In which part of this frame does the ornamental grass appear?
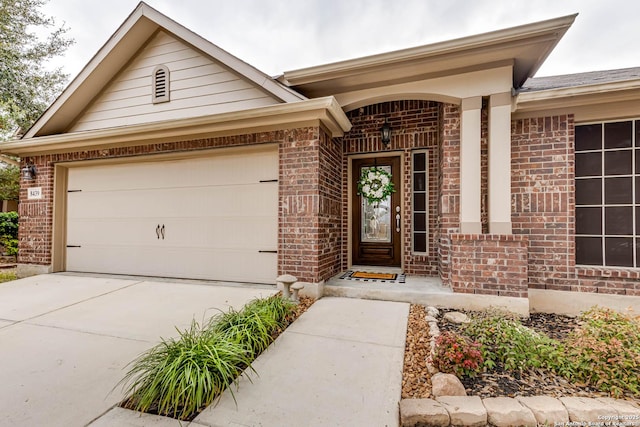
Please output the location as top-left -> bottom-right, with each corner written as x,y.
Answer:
119,294 -> 296,420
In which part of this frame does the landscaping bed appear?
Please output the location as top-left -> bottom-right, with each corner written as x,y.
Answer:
119,294 -> 314,421
402,304 -> 640,404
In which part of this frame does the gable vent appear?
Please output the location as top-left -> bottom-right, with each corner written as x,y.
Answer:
152,65 -> 170,104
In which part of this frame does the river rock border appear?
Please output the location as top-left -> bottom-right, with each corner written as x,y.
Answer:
400,307 -> 640,427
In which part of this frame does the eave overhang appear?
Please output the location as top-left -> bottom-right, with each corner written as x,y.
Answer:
280,14 -> 577,99
515,79 -> 640,115
2,97 -> 351,156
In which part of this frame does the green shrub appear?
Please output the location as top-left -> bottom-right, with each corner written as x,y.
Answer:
563,307 -> 640,397
0,212 -> 18,256
121,320 -> 252,420
462,311 -> 567,373
0,211 -> 18,238
432,331 -> 483,377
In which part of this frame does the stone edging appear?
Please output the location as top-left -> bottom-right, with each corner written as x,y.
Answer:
400,396 -> 640,427
402,307 -> 640,427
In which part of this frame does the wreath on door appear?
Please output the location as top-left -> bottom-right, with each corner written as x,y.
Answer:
357,167 -> 395,204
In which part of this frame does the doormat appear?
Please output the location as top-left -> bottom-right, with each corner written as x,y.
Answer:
339,270 -> 406,283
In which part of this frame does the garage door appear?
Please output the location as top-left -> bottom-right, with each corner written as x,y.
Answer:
65,146 -> 278,284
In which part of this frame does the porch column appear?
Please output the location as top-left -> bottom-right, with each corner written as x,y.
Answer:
488,92 -> 513,234
460,96 -> 482,234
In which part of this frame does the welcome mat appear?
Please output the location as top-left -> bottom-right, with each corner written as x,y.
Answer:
339,270 -> 406,283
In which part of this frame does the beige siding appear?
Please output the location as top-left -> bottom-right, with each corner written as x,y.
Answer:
70,31 -> 280,132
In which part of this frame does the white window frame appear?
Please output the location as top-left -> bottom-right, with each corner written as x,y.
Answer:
411,149 -> 429,255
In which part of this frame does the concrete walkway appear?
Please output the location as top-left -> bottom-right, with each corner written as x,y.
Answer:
0,273 -> 276,427
192,297 -> 409,427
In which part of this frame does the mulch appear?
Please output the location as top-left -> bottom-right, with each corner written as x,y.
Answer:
402,305 -> 639,403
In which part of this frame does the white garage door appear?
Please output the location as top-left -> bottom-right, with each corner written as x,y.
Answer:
65,146 -> 278,284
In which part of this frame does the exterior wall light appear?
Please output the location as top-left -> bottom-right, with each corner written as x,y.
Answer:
22,164 -> 37,180
380,117 -> 392,147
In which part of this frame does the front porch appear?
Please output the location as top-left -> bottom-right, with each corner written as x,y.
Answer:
324,268 -> 530,316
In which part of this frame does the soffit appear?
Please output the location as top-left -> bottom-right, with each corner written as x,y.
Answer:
281,14 -> 576,99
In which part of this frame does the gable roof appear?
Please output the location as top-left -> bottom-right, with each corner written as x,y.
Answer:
280,14 -> 577,98
24,1 -> 305,138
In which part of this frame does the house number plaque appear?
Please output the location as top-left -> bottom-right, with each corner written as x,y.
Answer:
27,187 -> 43,200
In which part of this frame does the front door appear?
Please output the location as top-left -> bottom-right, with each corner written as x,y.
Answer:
352,157 -> 402,266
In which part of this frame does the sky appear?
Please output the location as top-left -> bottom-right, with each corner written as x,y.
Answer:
40,0 -> 640,84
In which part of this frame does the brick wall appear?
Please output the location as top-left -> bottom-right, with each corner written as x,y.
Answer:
279,127 -> 343,283
438,103 -> 462,284
317,131 -> 343,281
449,234 -> 529,297
19,127 -> 333,283
511,115 -> 575,291
343,100 -> 440,275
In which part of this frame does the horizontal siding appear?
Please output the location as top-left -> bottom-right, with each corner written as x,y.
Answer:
70,31 -> 281,132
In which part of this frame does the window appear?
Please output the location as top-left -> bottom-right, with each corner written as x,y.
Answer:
575,120 -> 640,267
412,150 -> 428,253
152,65 -> 170,104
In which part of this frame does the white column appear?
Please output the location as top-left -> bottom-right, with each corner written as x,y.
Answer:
460,97 -> 482,234
488,92 -> 513,234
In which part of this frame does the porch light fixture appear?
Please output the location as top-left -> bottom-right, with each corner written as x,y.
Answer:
21,164 -> 37,181
380,117 -> 392,147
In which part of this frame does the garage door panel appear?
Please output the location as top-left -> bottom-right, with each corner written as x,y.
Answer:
67,184 -> 277,219
66,246 -> 277,284
67,219 -> 162,246
66,146 -> 278,283
157,247 -> 277,283
69,149 -> 278,192
164,217 -> 277,249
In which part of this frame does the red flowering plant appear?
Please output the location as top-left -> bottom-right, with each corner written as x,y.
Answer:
432,331 -> 483,377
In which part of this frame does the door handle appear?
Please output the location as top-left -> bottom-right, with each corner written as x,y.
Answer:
156,224 -> 161,239
160,224 -> 165,240
395,206 -> 401,232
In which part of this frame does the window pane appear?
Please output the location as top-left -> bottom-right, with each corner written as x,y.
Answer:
576,236 -> 603,265
636,238 -> 640,268
575,152 -> 601,177
604,150 -> 632,175
413,172 -> 426,192
604,121 -> 633,149
575,124 -> 602,151
413,152 -> 426,171
414,213 -> 426,232
414,233 -> 427,253
576,207 -> 602,235
576,178 -> 601,205
414,193 -> 426,212
604,177 -> 632,204
605,206 -> 633,235
636,120 -> 640,147
605,237 -> 633,267
636,150 -> 640,173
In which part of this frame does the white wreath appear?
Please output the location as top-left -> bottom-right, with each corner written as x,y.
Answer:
358,168 -> 395,203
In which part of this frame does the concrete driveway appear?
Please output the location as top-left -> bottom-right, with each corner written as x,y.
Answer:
0,273 -> 276,427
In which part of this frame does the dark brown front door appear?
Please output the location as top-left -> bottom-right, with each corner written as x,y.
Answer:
352,157 -> 401,266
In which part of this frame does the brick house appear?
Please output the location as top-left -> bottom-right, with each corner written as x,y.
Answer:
3,3 -> 640,312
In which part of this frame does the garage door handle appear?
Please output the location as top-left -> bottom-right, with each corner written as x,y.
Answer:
156,224 -> 161,239
160,224 -> 165,240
